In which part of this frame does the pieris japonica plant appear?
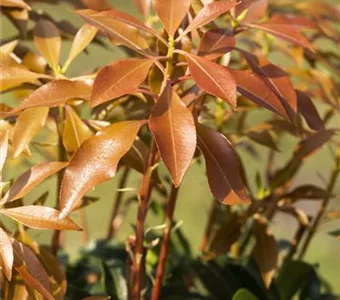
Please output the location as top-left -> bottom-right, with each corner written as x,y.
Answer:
0,0 -> 339,299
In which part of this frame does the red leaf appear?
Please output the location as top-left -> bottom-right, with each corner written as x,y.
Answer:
153,0 -> 191,36
198,28 -> 235,60
91,58 -> 156,107
59,120 -> 145,218
149,83 -> 196,186
178,50 -> 237,108
197,123 -> 249,205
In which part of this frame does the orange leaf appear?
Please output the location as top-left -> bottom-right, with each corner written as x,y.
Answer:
59,120 -> 145,218
91,58 -> 155,107
0,228 -> 13,280
1,206 -> 82,230
149,83 -> 196,186
0,129 -> 9,171
3,161 -> 68,202
239,0 -> 268,24
153,0 -> 191,36
0,0 -> 30,10
178,50 -> 236,108
197,123 -> 249,205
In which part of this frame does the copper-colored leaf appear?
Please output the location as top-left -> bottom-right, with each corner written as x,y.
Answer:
252,214 -> 278,288
91,58 -> 155,107
240,0 -> 267,24
34,20 -> 61,72
63,106 -> 93,153
180,1 -> 238,38
296,90 -> 324,131
63,24 -> 98,72
0,228 -> 13,280
1,206 -> 81,230
197,123 -> 249,205
0,0 -> 30,10
76,9 -> 151,54
230,69 -> 288,119
0,129 -> 9,171
263,14 -> 317,30
134,0 -> 150,17
149,83 -> 196,186
59,120 -> 145,218
12,240 -> 53,300
4,161 -> 68,202
198,28 -> 235,60
153,0 -> 190,36
8,80 -> 92,114
178,50 -> 236,108
12,107 -> 49,158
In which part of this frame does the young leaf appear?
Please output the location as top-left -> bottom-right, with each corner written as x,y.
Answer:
12,240 -> 53,300
34,20 -> 61,72
252,214 -> 278,288
178,50 -> 236,108
180,1 -> 238,38
63,106 -> 93,153
91,58 -> 155,107
230,69 -> 288,119
63,24 -> 98,72
59,120 -> 145,218
153,0 -> 191,36
1,206 -> 81,230
197,123 -> 249,205
12,107 -> 49,158
0,228 -> 13,280
76,9 -> 151,54
296,90 -> 324,131
7,80 -> 92,114
3,161 -> 68,202
149,83 -> 196,186
198,28 -> 235,60
0,129 -> 9,171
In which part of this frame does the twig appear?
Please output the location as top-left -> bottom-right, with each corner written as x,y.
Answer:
151,184 -> 179,300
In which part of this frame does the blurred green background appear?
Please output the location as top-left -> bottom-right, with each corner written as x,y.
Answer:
1,0 -> 339,294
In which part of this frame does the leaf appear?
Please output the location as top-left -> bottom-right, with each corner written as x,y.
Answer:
63,106 -> 93,153
239,0 -> 268,24
178,50 -> 236,108
251,214 -> 278,288
328,229 -> 340,239
73,196 -> 100,210
282,185 -> 328,202
134,0 -> 150,17
0,228 -> 13,280
7,80 -> 92,114
59,120 -> 145,218
12,107 -> 49,158
1,206 -> 81,230
63,24 -> 98,72
198,28 -> 235,60
180,1 -> 238,38
34,20 -> 61,72
230,69 -> 288,119
197,123 -> 249,205
91,58 -> 155,107
248,18 -> 314,51
327,210 -> 340,220
12,240 -> 53,300
277,260 -> 314,300
296,90 -> 324,131
153,0 -> 191,36
232,288 -> 259,300
4,7 -> 28,39
278,205 -> 309,226
76,9 -> 151,54
122,137 -> 148,173
0,0 -> 30,9
3,161 -> 68,202
0,129 -> 9,171
149,83 -> 196,186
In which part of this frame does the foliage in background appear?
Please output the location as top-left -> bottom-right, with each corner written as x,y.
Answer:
0,0 -> 339,299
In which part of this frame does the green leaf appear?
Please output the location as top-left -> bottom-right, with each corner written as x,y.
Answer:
232,288 -> 259,300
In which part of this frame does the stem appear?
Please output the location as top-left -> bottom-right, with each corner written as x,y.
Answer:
132,140 -> 157,300
151,184 -> 179,300
199,199 -> 219,253
298,146 -> 340,259
106,168 -> 130,240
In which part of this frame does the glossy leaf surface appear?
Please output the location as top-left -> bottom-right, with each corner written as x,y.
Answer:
59,120 -> 145,218
149,83 -> 196,186
197,123 -> 249,205
91,58 -> 155,107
